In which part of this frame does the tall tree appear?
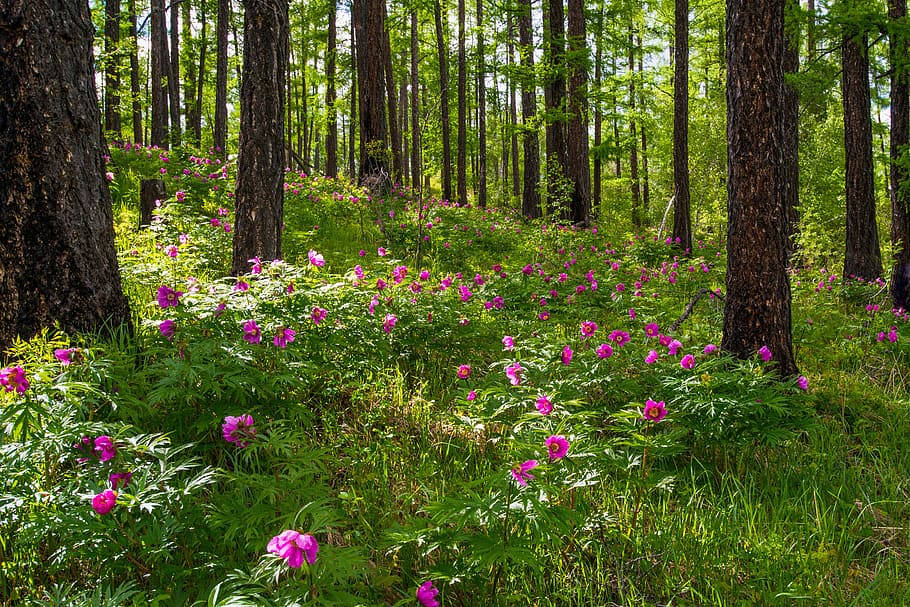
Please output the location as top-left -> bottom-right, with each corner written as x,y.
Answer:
128,0 -> 142,143
354,0 -> 390,186
410,9 -> 421,192
433,0 -> 453,200
637,34 -> 650,215
104,0 -> 121,134
349,19 -> 357,178
783,0 -> 800,257
842,24 -> 883,280
890,0 -> 910,309
326,0 -> 338,178
194,2 -> 208,144
722,0 -> 798,377
672,0 -> 692,251
0,0 -> 131,350
508,12 -> 520,199
628,26 -> 641,227
593,6 -> 603,213
381,2 -> 402,181
518,0 -> 541,218
565,0 -> 590,224
476,0 -> 487,208
169,1 -> 181,145
232,0 -> 288,274
457,0 -> 468,203
215,0 -> 230,154
151,0 -> 169,147
182,0 -> 197,145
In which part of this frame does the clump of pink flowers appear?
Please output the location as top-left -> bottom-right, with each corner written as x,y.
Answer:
0,366 -> 29,394
222,414 -> 256,447
92,489 -> 117,515
267,530 -> 318,568
416,580 -> 440,607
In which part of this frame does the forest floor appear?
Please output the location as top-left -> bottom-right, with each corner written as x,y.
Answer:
2,144 -> 909,607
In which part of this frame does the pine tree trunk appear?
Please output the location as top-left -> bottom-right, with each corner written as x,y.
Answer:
476,0 -> 487,208
807,0 -> 816,61
672,0 -> 692,252
349,19 -> 357,178
565,0 -> 590,225
890,0 -> 910,309
105,0 -> 121,134
183,0 -> 197,146
151,0 -> 169,147
410,10 -> 421,193
508,12 -> 520,199
232,0 -> 288,275
169,2 -> 181,145
434,0 -> 453,200
545,0 -> 568,218
195,3 -> 208,145
722,0 -> 798,377
783,0 -> 800,259
215,0 -> 230,154
326,0 -> 338,178
354,0 -> 390,187
0,0 -> 131,350
401,81 -> 409,184
637,34 -> 649,217
457,0 -> 468,203
518,0 -> 541,218
381,2 -> 402,182
593,7 -> 603,213
629,27 -> 641,228
842,30 -> 883,280
129,0 -> 142,143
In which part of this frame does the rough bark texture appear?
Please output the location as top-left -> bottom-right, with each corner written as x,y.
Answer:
456,0 -> 468,204
169,1 -> 181,145
565,0 -> 590,225
326,1 -> 338,178
476,0 -> 487,208
518,0 -> 541,218
890,0 -> 910,309
349,20 -> 357,178
842,30 -> 883,280
783,0 -> 800,260
232,0 -> 288,274
433,0 -> 452,200
182,0 -> 196,146
104,0 -> 121,134
722,0 -> 798,377
0,0 -> 131,351
410,10 -> 421,192
381,2 -> 401,182
354,0 -> 390,187
151,0 -> 169,147
194,3 -> 208,144
215,0 -> 230,154
593,7 -> 603,213
672,0 -> 692,252
129,0 -> 142,143
140,179 -> 166,227
545,0 -> 569,219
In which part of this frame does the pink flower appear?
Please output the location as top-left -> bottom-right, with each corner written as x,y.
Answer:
609,330 -> 630,346
510,460 -> 538,486
703,344 -> 718,355
222,414 -> 256,447
311,307 -> 328,325
383,313 -> 398,333
467,389 -> 477,401
93,435 -> 116,462
667,339 -> 683,356
645,350 -> 659,364
502,335 -> 515,350
242,320 -> 262,344
505,362 -> 523,386
159,319 -> 176,340
165,244 -> 178,258
758,345 -> 773,362
561,345 -> 573,365
54,348 -> 76,365
273,327 -> 296,348
535,395 -> 553,415
797,375 -> 809,391
234,280 -> 250,292
156,285 -> 182,308
457,364 -> 471,379
308,249 -> 325,267
680,354 -> 695,370
393,265 -> 408,284
628,308 -> 636,319
91,489 -> 117,515
596,343 -> 613,358
249,257 -> 262,274
377,247 -> 387,256
644,323 -> 659,337
545,435 -> 569,460
643,399 -> 667,423
580,321 -> 598,338
109,471 -> 132,490
267,530 -> 318,568
416,580 -> 440,607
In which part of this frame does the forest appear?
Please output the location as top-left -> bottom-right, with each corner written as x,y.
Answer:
0,0 -> 909,605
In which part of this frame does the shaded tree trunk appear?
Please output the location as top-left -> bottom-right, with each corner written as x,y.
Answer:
381,2 -> 402,181
151,0 -> 169,147
232,0 -> 288,275
129,0 -> 142,143
842,29 -> 883,280
508,12 -> 520,199
783,0 -> 800,259
434,0 -> 453,200
326,0 -> 338,178
349,19 -> 357,178
354,0 -> 390,187
457,0 -> 468,203
722,0 -> 798,377
169,1 -> 181,145
183,0 -> 197,146
215,0 -> 230,154
593,7 -> 603,213
672,0 -> 692,252
518,0 -> 541,218
0,0 -> 130,351
476,0 -> 487,208
195,3 -> 208,144
638,34 -> 649,217
401,81 -> 409,184
410,9 -> 421,193
807,0 -> 816,61
891,0 -> 910,309
105,0 -> 121,134
629,27 -> 641,227
565,0 -> 590,224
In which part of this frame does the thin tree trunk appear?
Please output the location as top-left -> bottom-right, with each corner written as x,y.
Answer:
182,0 -> 197,145
129,0 -> 142,143
105,0 -> 121,134
638,34 -> 649,217
891,0 -> 910,309
672,0 -> 692,252
349,18 -> 357,178
401,80 -> 409,184
629,27 -> 641,227
354,0 -> 390,187
612,56 -> 620,177
215,0 -> 229,153
518,0 -> 541,218
545,0 -> 568,218
169,1 -> 181,145
434,0 -> 453,200
508,12 -> 520,199
381,2 -> 402,181
593,7 -> 603,213
0,0 -> 131,349
457,0 -> 468,203
325,0 -> 338,177
410,10 -> 420,194
476,0 -> 487,208
807,0 -> 816,61
151,0 -> 170,148
566,0 -> 590,224
195,3 -> 208,144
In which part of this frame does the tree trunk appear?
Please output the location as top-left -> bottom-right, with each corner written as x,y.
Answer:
381,2 -> 402,182
612,56 -> 621,178
722,0 -> 798,377
456,0 -> 468,203
140,179 -> 166,227
508,12 -> 520,199
638,34 -> 650,217
842,29 -> 883,280
545,0 -> 569,218
326,0 -> 338,178
0,0 -> 131,350
783,0 -> 800,259
151,0 -> 169,147
195,3 -> 208,145
169,1 -> 181,145
593,7 -> 603,213
434,0 -> 453,200
232,0 -> 288,274
354,0 -> 390,187
104,0 -> 121,134
476,0 -> 487,208
565,0 -> 590,225
410,10 -> 421,194
807,0 -> 816,61
349,18 -> 357,178
129,0 -> 142,143
891,0 -> 910,309
672,0 -> 692,252
629,27 -> 641,228
518,0 -> 541,218
215,0 -> 230,154
183,0 -> 197,146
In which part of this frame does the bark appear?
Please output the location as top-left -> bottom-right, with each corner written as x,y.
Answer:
410,10 -> 421,192
215,0 -> 230,154
629,27 -> 641,227
401,80 -> 409,184
140,179 -> 166,227
434,0 -> 453,200
476,0 -> 487,208
807,0 -> 816,61
105,0 -> 121,134
182,0 -> 197,145
612,56 -> 621,177
232,0 -> 288,274
891,0 -> 910,309
593,7 -> 603,212
381,2 -> 402,181
349,19 -> 357,178
565,0 -> 590,224
672,0 -> 692,252
783,0 -> 800,259
169,0 -> 181,145
326,0 -> 338,177
0,0 -> 131,350
518,0 -> 541,218
842,30 -> 883,280
151,0 -> 169,147
195,3 -> 208,144
722,0 -> 798,377
457,0 -> 468,203
545,0 -> 568,218
129,0 -> 142,143
354,0 -> 390,187
638,34 -> 650,216
508,12 -> 520,199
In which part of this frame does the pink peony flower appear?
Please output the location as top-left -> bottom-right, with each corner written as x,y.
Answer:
93,436 -> 116,462
311,307 -> 328,325
222,414 -> 256,447
561,345 -> 573,365
242,320 -> 262,344
545,435 -> 570,460
273,327 -> 296,348
267,530 -> 318,568
377,247 -> 387,256
596,343 -> 613,359
308,249 -> 325,267
156,285 -> 182,308
510,460 -> 538,486
109,471 -> 132,490
54,348 -> 77,365
703,344 -> 718,355
536,395 -> 553,415
680,354 -> 696,370
416,580 -> 440,607
383,313 -> 398,333
159,319 -> 176,340
667,339 -> 683,356
797,375 -> 809,391
758,345 -> 773,361
645,350 -> 659,364
580,321 -> 598,338
505,362 -> 523,386
467,389 -> 477,401
643,399 -> 667,423
92,489 -> 117,515
502,335 -> 515,350
644,323 -> 659,337
609,330 -> 630,347
457,364 -> 471,379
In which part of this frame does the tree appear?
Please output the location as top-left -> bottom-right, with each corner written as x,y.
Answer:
410,9 -> 421,192
890,0 -> 910,309
232,0 -> 289,274
475,0 -> 487,208
565,0 -> 590,224
722,0 -> 798,377
169,1 -> 181,145
518,0 -> 541,218
128,0 -> 142,143
783,0 -> 800,257
0,0 -> 131,351
215,0 -> 230,154
545,0 -> 568,217
151,0 -> 170,147
354,0 -> 390,186
433,0 -> 453,200
381,2 -> 402,181
104,0 -> 121,134
457,0 -> 468,204
628,25 -> 642,227
508,12 -> 520,200
842,24 -> 883,280
326,0 -> 338,178
671,0 -> 692,252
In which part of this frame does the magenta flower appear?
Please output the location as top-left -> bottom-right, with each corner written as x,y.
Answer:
54,348 -> 76,365
383,313 -> 398,333
392,265 -> 408,284
644,323 -> 659,337
609,330 -> 631,347
308,249 -> 325,267
645,350 -> 659,364
467,389 -> 477,401
242,320 -> 262,344
667,339 -> 683,356
311,306 -> 328,325
680,354 -> 696,370
643,399 -> 667,423
93,436 -> 116,462
159,319 -> 176,340
539,311 -> 550,321
377,247 -> 387,256
758,345 -> 773,361
222,414 -> 256,447
545,435 -> 570,461
267,530 -> 318,568
536,395 -> 553,415
505,362 -> 523,386
596,343 -> 613,358
234,280 -> 250,292
457,364 -> 471,379
797,375 -> 809,391
156,285 -> 182,308
703,344 -> 718,355
510,460 -> 538,487
109,471 -> 132,490
416,580 -> 440,607
165,244 -> 178,258
502,335 -> 515,350
92,489 -> 117,515
580,321 -> 598,338
273,327 -> 296,348
561,345 -> 573,365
